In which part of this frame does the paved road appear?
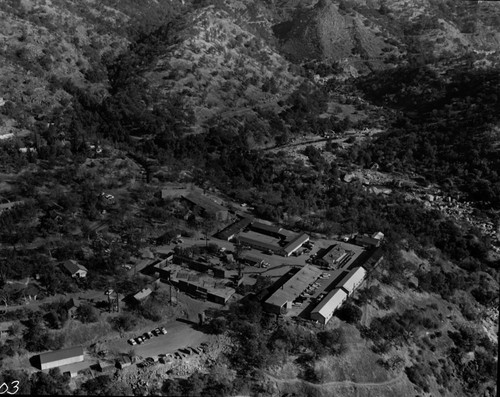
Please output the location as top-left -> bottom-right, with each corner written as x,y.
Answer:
105,319 -> 209,358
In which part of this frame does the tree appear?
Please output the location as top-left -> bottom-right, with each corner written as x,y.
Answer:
0,369 -> 30,395
207,317 -> 227,334
78,375 -> 131,396
30,368 -> 70,395
76,303 -> 99,323
316,329 -> 346,356
110,313 -> 137,336
162,379 -> 184,396
336,303 -> 362,323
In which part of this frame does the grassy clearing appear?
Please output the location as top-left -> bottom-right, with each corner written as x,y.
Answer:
316,323 -> 391,383
61,318 -> 115,347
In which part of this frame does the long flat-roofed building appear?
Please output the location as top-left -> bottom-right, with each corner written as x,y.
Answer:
182,192 -> 228,221
354,234 -> 380,248
310,288 -> 348,324
250,221 -> 283,238
337,266 -> 366,295
39,346 -> 84,370
283,233 -> 309,257
263,265 -> 321,314
237,230 -> 285,255
217,216 -> 253,240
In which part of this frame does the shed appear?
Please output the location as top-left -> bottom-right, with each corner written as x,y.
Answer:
61,260 -> 88,278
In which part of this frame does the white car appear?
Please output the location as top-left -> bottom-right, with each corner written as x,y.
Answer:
128,338 -> 137,346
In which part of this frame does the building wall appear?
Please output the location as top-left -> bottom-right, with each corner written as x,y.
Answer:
238,238 -> 284,256
283,235 -> 309,256
310,293 -> 347,324
263,301 -> 285,315
40,355 -> 84,370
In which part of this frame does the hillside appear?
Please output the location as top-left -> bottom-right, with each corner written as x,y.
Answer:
0,2 -> 498,395
270,0 -> 500,70
143,6 -> 304,135
0,0 -> 182,139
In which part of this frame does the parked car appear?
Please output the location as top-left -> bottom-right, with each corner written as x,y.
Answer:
160,327 -> 168,334
128,338 -> 137,346
135,337 -> 144,344
152,328 -> 161,336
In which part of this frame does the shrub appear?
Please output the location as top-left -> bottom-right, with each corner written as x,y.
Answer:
336,303 -> 362,323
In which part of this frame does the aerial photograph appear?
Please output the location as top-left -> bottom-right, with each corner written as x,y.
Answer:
0,0 -> 498,396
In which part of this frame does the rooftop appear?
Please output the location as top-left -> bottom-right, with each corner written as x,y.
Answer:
241,254 -> 264,264
62,260 -> 87,275
39,346 -> 84,364
217,216 -> 254,240
283,233 -> 309,254
133,288 -> 152,301
337,267 -> 366,294
355,234 -> 380,247
251,221 -> 282,235
237,230 -> 282,251
317,244 -> 348,262
182,192 -> 227,214
265,265 -> 322,308
311,288 -> 348,317
171,268 -> 235,300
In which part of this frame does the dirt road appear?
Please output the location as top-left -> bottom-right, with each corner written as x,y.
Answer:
265,370 -> 410,396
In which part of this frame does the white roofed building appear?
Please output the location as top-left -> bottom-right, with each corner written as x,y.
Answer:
310,288 -> 348,324
338,267 -> 366,295
39,346 -> 84,370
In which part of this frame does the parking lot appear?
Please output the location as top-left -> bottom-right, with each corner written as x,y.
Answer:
105,319 -> 209,359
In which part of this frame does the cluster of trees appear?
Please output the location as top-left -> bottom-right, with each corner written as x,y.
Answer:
0,368 -> 69,396
205,298 -> 347,385
0,298 -> 102,365
77,374 -> 132,396
361,308 -> 439,353
444,325 -> 497,395
354,66 -> 500,209
162,370 -> 237,397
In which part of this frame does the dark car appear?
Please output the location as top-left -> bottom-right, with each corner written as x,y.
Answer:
152,328 -> 161,336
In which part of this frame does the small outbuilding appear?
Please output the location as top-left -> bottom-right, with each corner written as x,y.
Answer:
61,260 -> 88,278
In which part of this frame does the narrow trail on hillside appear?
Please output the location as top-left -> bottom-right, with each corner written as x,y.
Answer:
265,370 -> 407,393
